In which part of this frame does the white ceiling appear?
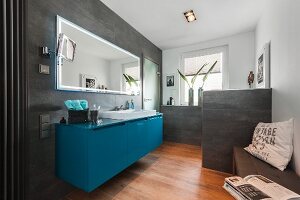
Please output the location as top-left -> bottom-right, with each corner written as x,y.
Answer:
101,0 -> 269,50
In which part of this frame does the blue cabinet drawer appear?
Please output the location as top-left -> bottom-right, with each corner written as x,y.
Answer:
127,119 -> 149,166
88,123 -> 127,191
147,116 -> 163,152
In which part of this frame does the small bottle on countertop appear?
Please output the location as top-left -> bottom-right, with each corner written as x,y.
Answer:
60,117 -> 67,124
169,97 -> 175,105
130,99 -> 135,109
125,100 -> 130,109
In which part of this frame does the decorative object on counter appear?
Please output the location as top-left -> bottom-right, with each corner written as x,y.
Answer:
178,63 -> 208,106
166,75 -> 174,87
169,97 -> 175,105
60,117 -> 67,124
81,74 -> 97,89
248,71 -> 255,88
256,42 -> 270,88
178,61 -> 217,106
198,87 -> 203,106
197,61 -> 217,106
90,104 -> 101,124
129,99 -> 135,109
188,88 -> 194,106
64,100 -> 89,123
68,110 -> 89,124
125,100 -> 130,109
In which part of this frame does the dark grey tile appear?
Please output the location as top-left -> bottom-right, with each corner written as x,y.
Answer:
26,0 -> 162,199
202,89 -> 272,173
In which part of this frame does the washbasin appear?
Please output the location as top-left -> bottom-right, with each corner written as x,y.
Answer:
99,109 -> 157,120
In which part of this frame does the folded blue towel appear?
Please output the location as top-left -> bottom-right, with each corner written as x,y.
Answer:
72,100 -> 83,110
64,100 -> 75,110
79,100 -> 88,110
64,100 -> 88,110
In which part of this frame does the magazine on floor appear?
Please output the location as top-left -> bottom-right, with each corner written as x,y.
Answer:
223,175 -> 300,200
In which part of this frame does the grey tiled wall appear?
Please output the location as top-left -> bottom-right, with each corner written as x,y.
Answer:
161,105 -> 202,146
26,0 -> 162,199
202,89 -> 272,173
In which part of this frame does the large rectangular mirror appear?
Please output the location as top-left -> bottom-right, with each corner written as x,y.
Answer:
56,16 -> 141,95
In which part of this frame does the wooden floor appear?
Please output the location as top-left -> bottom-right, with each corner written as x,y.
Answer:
65,142 -> 234,200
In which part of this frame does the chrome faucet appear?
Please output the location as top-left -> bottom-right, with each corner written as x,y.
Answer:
113,105 -> 124,111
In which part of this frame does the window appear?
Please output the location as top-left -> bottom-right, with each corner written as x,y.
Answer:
180,46 -> 228,104
122,62 -> 141,94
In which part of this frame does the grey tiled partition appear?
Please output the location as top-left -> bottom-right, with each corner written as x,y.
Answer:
161,105 -> 202,145
202,89 -> 272,173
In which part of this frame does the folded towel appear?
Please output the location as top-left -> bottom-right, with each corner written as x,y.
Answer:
72,100 -> 83,110
64,100 -> 74,110
79,100 -> 88,110
64,100 -> 88,110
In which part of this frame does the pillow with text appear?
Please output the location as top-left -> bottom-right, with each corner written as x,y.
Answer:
244,119 -> 294,171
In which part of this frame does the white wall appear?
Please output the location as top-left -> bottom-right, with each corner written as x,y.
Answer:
61,50 -> 110,88
162,31 -> 255,105
255,0 -> 300,175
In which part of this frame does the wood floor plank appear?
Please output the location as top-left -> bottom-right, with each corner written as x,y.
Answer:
66,142 -> 234,200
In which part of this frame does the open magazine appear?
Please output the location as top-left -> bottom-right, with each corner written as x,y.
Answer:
223,175 -> 300,200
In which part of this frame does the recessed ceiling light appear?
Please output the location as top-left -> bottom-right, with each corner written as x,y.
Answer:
184,10 -> 196,23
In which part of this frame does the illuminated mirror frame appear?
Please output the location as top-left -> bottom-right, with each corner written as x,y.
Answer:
56,16 -> 141,95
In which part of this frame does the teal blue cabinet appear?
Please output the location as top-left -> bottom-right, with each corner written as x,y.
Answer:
147,115 -> 163,152
56,114 -> 163,192
127,119 -> 148,166
88,124 -> 128,191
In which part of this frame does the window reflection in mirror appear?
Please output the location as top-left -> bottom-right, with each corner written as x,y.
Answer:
56,16 -> 140,95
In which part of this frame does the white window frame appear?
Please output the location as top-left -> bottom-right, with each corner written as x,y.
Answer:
179,45 -> 229,105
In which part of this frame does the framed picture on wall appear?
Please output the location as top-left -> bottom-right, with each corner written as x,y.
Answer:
166,75 -> 175,87
81,74 -> 97,89
256,42 -> 270,88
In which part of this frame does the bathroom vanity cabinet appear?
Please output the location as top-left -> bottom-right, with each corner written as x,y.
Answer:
55,114 -> 163,192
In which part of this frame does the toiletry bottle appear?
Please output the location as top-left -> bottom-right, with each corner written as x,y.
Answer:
90,104 -> 98,123
170,97 -> 175,105
125,100 -> 130,109
60,117 -> 66,124
130,99 -> 134,109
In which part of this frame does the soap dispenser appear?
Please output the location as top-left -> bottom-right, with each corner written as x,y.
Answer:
125,100 -> 130,110
130,99 -> 135,109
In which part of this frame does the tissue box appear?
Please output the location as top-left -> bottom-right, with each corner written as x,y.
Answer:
68,109 -> 89,124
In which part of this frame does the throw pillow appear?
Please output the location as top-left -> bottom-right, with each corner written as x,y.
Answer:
244,119 -> 294,171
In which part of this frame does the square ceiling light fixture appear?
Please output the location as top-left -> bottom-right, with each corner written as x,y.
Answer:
184,10 -> 196,22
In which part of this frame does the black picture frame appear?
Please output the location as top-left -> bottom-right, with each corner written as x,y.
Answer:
166,75 -> 174,87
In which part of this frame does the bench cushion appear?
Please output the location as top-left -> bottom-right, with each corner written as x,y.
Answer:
233,147 -> 300,194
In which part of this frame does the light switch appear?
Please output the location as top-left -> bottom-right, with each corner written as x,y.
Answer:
40,114 -> 51,139
39,64 -> 50,75
40,130 -> 51,139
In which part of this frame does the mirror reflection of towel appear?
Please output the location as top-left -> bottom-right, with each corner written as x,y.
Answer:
57,33 -> 76,62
